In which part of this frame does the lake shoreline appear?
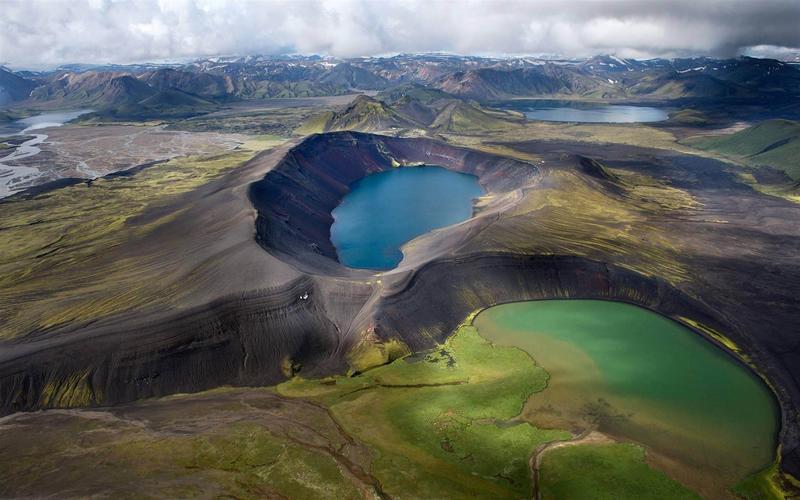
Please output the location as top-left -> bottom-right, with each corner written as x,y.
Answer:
472,299 -> 780,497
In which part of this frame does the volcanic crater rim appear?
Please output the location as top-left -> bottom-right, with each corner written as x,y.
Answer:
248,131 -> 542,276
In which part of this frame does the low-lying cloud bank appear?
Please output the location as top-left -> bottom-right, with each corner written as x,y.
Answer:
2,0 -> 799,68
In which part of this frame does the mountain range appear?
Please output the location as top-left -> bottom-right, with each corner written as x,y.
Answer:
1,54 -> 798,115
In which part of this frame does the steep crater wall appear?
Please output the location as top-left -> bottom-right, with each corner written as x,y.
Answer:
374,253 -> 727,350
249,131 -> 539,273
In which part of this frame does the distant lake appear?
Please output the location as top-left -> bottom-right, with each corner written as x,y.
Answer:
14,110 -> 92,132
330,166 -> 484,270
0,109 -> 92,137
497,100 -> 668,123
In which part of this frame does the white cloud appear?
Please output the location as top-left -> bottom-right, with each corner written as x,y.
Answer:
1,0 -> 799,68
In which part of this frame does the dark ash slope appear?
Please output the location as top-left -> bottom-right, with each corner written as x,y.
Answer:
0,277 -> 342,412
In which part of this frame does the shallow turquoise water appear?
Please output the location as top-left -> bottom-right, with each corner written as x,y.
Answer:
497,100 -> 668,123
330,166 -> 484,270
474,300 -> 779,488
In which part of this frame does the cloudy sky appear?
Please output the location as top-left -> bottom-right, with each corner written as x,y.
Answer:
2,0 -> 799,68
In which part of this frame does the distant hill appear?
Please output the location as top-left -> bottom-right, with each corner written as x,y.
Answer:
376,82 -> 454,104
376,83 -> 457,124
436,67 -> 565,100
16,62 -> 352,109
29,71 -> 156,107
298,95 -> 419,133
428,99 -> 521,133
100,75 -> 157,105
434,65 -> 621,100
0,67 -> 36,105
22,65 -> 347,111
80,89 -> 217,121
628,72 -> 747,99
231,80 -> 346,99
688,119 -> 800,180
319,63 -> 389,90
139,68 -> 230,98
709,57 -> 800,93
428,55 -> 800,101
299,85 -> 522,134
0,110 -> 26,123
138,89 -> 214,108
667,109 -> 714,126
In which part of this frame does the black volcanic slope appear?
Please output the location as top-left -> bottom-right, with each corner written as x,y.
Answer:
0,277 -> 342,411
0,131 -> 799,480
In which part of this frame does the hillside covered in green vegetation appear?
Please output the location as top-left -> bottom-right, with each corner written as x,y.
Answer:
689,119 -> 800,180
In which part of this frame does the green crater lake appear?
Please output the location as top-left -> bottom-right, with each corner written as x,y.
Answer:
474,300 -> 779,494
330,166 -> 484,270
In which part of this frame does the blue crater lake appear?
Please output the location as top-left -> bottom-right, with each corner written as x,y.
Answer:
330,166 -> 484,270
497,100 -> 669,123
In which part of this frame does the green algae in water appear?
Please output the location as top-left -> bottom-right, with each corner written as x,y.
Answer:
473,300 -> 779,494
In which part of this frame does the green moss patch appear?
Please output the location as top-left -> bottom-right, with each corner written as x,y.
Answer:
280,325 -> 569,498
688,119 -> 800,180
539,443 -> 700,500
